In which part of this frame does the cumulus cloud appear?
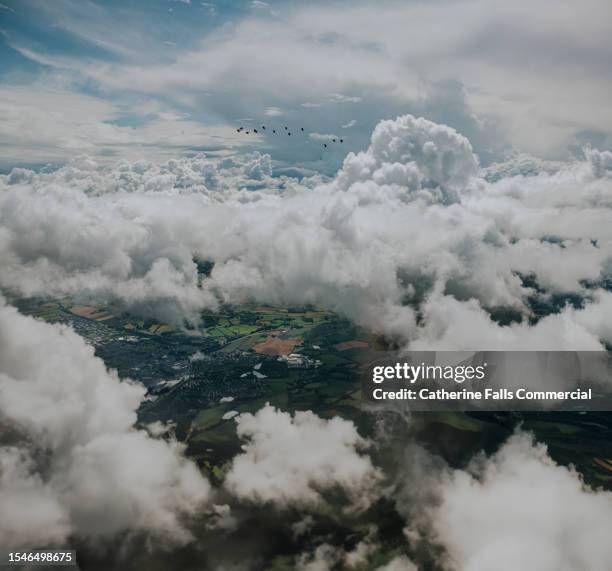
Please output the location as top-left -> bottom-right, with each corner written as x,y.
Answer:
335,114 -> 480,202
224,404 -> 381,511
430,432 -> 612,571
0,299 -> 211,549
0,114 -> 611,348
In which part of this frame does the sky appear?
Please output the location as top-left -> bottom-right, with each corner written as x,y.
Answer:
2,2 -> 612,567
2,0 -> 612,172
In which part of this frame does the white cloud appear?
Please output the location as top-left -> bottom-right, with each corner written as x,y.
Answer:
264,106 -> 285,117
335,114 -> 480,202
224,404 -> 381,511
342,119 -> 357,129
0,299 -> 211,548
0,85 -> 246,167
21,0 -> 611,158
430,432 -> 612,571
157,110 -> 191,120
410,292 -> 612,350
0,114 -> 611,348
328,93 -> 362,104
309,132 -> 338,143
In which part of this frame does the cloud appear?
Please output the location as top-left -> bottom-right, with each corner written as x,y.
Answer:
224,404 -> 381,511
335,114 -> 480,202
201,2 -> 216,16
0,114 -> 611,348
586,148 -> 612,178
344,526 -> 380,568
0,150 -> 309,324
264,106 -> 284,117
328,93 -> 362,104
0,299 -> 211,549
296,544 -> 341,571
291,526 -> 406,571
410,291 -> 612,350
429,431 -> 612,571
342,119 -> 357,129
0,85 -> 246,167
15,0 -> 611,160
309,132 -> 338,143
375,556 -> 418,571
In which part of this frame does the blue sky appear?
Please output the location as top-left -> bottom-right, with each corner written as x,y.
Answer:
1,0 -> 611,171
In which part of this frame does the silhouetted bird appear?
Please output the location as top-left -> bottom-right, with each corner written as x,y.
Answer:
272,129 -> 276,133
262,125 -> 266,130
332,139 -> 336,143
253,129 -> 258,133
323,143 -> 327,148
284,126 -> 288,130
300,127 -> 304,131
340,139 -> 343,143
288,132 -> 291,135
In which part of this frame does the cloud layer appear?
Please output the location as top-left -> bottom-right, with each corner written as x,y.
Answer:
7,0 -> 612,162
1,114 -> 611,349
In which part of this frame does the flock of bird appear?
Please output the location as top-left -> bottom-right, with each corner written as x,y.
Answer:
236,124 -> 344,149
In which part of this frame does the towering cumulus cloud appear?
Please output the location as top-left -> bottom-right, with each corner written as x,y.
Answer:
336,114 -> 479,203
0,115 -> 611,348
0,299 -> 211,549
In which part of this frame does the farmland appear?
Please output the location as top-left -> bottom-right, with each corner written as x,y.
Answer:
13,296 -> 612,490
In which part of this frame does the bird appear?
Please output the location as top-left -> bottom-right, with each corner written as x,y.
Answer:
272,129 -> 276,133
332,139 -> 336,143
284,126 -> 288,130
262,125 -> 266,130
288,132 -> 291,136
300,127 -> 304,131
340,139 -> 343,143
323,143 -> 327,148
253,129 -> 258,134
